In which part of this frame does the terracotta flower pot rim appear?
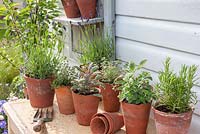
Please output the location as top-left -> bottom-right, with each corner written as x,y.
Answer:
152,106 -> 193,117
122,101 -> 151,107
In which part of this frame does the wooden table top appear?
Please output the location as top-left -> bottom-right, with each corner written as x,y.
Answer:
3,99 -> 156,134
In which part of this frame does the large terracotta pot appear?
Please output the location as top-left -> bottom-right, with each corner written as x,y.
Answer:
24,75 -> 55,108
55,86 -> 75,115
152,107 -> 193,134
100,83 -> 120,112
76,0 -> 97,19
72,91 -> 100,126
122,102 -> 151,134
61,0 -> 80,18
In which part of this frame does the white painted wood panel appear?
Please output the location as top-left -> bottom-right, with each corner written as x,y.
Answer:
116,16 -> 200,55
116,0 -> 200,24
116,38 -> 200,84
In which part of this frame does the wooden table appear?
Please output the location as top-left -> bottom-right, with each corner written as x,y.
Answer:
3,99 -> 156,134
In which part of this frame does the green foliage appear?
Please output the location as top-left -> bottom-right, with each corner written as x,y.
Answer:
10,75 -> 25,99
155,57 -> 198,114
0,84 -> 11,100
0,0 -> 63,55
97,59 -> 122,84
25,46 -> 62,79
0,41 -> 22,83
115,60 -> 153,104
79,25 -> 114,66
72,63 -> 101,96
52,60 -> 77,89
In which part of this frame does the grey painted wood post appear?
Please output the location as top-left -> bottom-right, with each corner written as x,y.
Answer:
104,0 -> 116,59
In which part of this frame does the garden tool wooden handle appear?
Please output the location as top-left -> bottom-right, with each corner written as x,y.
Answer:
33,119 -> 46,132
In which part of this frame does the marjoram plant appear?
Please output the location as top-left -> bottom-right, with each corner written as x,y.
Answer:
155,57 -> 198,114
115,60 -> 154,104
98,59 -> 122,84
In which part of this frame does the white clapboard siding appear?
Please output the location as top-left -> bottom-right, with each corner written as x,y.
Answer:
116,0 -> 200,24
116,16 -> 200,55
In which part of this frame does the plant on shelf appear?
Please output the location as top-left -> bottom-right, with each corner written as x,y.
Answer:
52,60 -> 77,115
115,60 -> 153,134
97,59 -> 122,112
153,57 -> 198,134
71,62 -> 101,126
79,25 -> 114,68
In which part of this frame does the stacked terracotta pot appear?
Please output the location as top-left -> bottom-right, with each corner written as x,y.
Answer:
61,0 -> 97,19
90,112 -> 124,134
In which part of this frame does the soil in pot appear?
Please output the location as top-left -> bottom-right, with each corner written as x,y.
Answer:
76,0 -> 97,19
61,0 -> 80,18
100,83 -> 120,112
72,91 -> 100,126
152,106 -> 193,134
55,86 -> 75,115
24,75 -> 55,108
122,102 -> 151,134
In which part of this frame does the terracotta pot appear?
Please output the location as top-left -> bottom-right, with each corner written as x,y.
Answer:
61,0 -> 80,18
90,116 -> 109,134
76,0 -> 97,19
72,91 -> 100,126
24,75 -> 55,108
122,102 -> 151,134
55,86 -> 75,115
152,107 -> 193,134
92,112 -> 124,134
100,83 -> 120,112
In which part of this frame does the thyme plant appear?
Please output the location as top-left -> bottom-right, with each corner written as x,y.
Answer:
52,60 -> 77,89
155,58 -> 198,114
115,60 -> 154,104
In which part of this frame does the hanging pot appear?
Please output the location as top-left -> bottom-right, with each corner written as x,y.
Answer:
122,102 -> 151,134
72,91 -> 100,126
55,86 -> 75,115
61,0 -> 81,18
76,0 -> 97,19
24,75 -> 55,108
100,83 -> 120,112
152,106 -> 193,134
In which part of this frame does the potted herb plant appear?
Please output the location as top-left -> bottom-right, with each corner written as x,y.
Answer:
98,59 -> 122,112
61,0 -> 80,18
52,60 -> 76,115
1,0 -> 63,108
24,46 -> 61,108
71,63 -> 101,126
153,58 -> 198,134
80,25 -> 114,69
115,60 -> 154,134
76,0 -> 97,19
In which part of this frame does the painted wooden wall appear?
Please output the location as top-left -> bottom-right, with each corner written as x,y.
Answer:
115,0 -> 200,133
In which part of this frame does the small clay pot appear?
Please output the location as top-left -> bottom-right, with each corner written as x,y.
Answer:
90,116 -> 109,134
24,75 -> 55,108
61,0 -> 80,18
152,106 -> 193,134
55,86 -> 75,115
91,112 -> 124,134
76,0 -> 97,19
122,102 -> 151,134
100,83 -> 120,112
72,91 -> 100,126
